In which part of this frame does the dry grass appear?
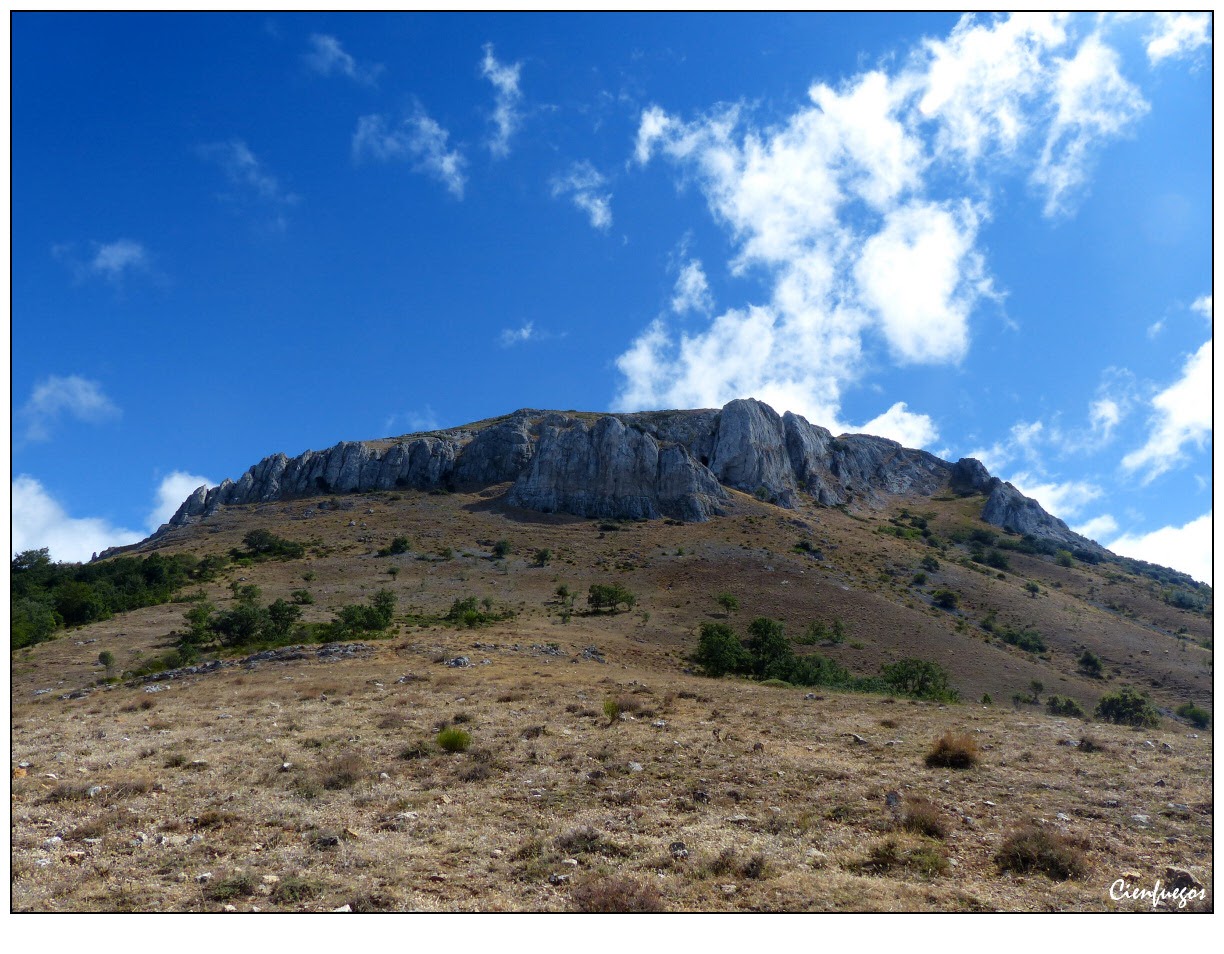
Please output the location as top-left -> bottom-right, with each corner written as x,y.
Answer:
995,825 -> 1088,881
570,877 -> 665,913
924,731 -> 980,769
9,485 -> 1213,912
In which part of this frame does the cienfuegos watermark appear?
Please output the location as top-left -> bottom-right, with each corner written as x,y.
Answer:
1110,876 -> 1207,909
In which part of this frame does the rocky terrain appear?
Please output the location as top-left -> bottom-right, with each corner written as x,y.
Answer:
14,400 -> 1212,912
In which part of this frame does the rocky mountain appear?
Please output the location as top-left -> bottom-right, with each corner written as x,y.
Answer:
143,399 -> 1104,560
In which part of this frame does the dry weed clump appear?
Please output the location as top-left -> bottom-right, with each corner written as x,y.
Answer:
924,731 -> 979,769
899,797 -> 949,839
320,752 -> 366,790
995,825 -> 1087,881
206,872 -> 257,902
855,836 -> 949,877
570,876 -> 665,913
555,825 -> 626,857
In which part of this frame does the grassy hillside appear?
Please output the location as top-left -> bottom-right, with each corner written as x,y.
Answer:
10,486 -> 1212,911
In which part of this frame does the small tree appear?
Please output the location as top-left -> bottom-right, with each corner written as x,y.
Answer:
535,548 -> 552,567
492,540 -> 511,559
715,592 -> 740,615
587,583 -> 635,613
693,623 -> 751,678
932,589 -> 959,610
745,617 -> 790,678
1077,649 -> 1103,678
97,650 -> 115,676
1024,581 -> 1040,598
1095,687 -> 1160,728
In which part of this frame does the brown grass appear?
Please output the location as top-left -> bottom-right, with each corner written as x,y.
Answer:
570,876 -> 665,913
924,731 -> 979,769
995,825 -> 1088,881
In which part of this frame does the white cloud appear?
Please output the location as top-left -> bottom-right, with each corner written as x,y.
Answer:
11,475 -> 143,563
480,43 -> 523,158
854,199 -> 986,364
1007,472 -> 1103,520
383,407 -> 442,435
304,33 -> 382,85
1087,398 -> 1121,441
550,161 -> 612,230
499,322 -> 535,346
1033,34 -> 1149,217
856,402 -> 938,449
90,239 -> 149,281
353,110 -> 467,199
671,259 -> 712,315
1191,294 -> 1212,321
618,14 -> 1147,423
1145,12 -> 1212,66
1121,338 -> 1212,481
20,375 -> 119,442
147,471 -> 212,531
1072,513 -> 1119,542
199,140 -> 299,227
1106,511 -> 1213,586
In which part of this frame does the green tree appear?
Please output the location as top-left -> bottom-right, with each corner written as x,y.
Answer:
492,540 -> 511,559
97,650 -> 116,676
693,622 -> 751,678
1077,649 -> 1103,678
1095,687 -> 1160,728
715,592 -> 740,615
587,583 -> 636,613
745,617 -> 790,678
880,659 -> 957,701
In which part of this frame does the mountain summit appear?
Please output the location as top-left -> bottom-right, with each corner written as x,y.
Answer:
148,398 -> 1099,558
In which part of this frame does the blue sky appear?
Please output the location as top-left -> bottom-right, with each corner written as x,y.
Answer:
9,12 -> 1214,584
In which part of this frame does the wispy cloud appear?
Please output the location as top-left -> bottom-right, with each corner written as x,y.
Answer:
550,161 -> 612,230
383,407 -> 442,435
54,239 -> 152,285
1121,337 -> 1213,482
199,139 -> 299,228
619,14 -> 1153,427
303,33 -> 383,85
480,43 -> 523,157
499,322 -> 536,346
1144,12 -> 1212,66
19,375 -> 120,442
353,109 -> 467,199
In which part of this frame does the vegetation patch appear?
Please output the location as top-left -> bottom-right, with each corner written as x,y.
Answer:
924,732 -> 979,769
995,825 -> 1087,881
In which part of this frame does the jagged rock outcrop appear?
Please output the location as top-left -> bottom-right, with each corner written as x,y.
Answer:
982,480 -> 1103,553
506,415 -> 727,521
152,398 -> 1102,558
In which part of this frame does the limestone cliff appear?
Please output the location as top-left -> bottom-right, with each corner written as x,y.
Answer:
149,399 -> 1103,559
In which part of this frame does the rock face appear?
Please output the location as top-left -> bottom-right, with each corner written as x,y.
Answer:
507,416 -> 727,521
150,398 -> 1102,557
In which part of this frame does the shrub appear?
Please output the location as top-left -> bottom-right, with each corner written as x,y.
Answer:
920,555 -> 940,572
272,876 -> 322,904
534,548 -> 552,567
715,591 -> 740,614
290,589 -> 314,605
206,873 -> 258,902
995,825 -> 1086,881
1176,702 -> 1211,729
931,589 -> 959,610
924,731 -> 979,769
900,797 -> 948,839
555,826 -> 624,857
1024,581 -> 1040,597
998,625 -> 1047,653
1045,695 -> 1085,718
881,659 -> 958,702
602,698 -> 622,723
237,529 -> 304,561
436,728 -> 472,753
587,582 -> 636,613
1095,687 -> 1160,728
1077,649 -> 1104,678
856,837 -> 948,877
570,877 -> 664,913
321,753 -> 365,790
492,540 -> 511,559
1056,549 -> 1075,568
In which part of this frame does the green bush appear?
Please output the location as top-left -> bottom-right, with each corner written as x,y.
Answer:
881,659 -> 958,702
235,529 -> 305,561
1045,695 -> 1085,718
1077,649 -> 1103,678
1176,702 -> 1211,729
931,589 -> 959,610
492,540 -> 511,559
378,536 -> 411,557
1095,687 -> 1160,728
437,728 -> 472,753
587,582 -> 636,613
693,622 -> 751,678
715,591 -> 740,614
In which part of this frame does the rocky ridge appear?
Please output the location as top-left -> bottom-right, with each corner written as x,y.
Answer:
144,398 -> 1102,556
